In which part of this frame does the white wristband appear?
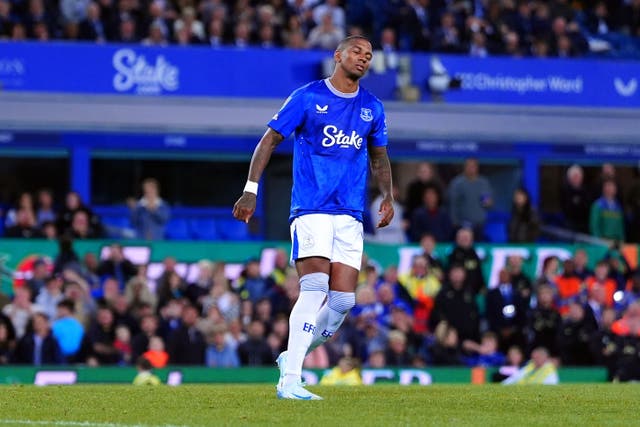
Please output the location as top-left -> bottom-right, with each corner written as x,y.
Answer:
243,180 -> 258,195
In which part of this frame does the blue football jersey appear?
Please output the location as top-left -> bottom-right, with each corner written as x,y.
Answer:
268,78 -> 388,223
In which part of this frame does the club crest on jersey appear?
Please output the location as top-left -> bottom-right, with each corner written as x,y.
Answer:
316,104 -> 328,114
360,108 -> 373,122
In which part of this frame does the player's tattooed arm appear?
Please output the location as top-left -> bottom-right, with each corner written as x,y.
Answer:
233,128 -> 284,223
369,145 -> 394,228
245,127 -> 285,183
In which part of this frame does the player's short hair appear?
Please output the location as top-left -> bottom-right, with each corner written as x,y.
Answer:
336,35 -> 371,52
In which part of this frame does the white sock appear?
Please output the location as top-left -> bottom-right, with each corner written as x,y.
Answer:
306,290 -> 355,355
283,272 -> 328,387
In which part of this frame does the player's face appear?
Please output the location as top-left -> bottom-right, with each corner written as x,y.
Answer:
338,39 -> 373,80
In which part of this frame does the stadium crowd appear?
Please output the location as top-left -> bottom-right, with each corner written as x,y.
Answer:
0,0 -> 639,58
0,231 -> 639,381
3,159 -> 640,244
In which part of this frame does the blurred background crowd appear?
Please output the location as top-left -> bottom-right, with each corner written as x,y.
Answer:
1,0 -> 639,58
3,158 -> 640,245
1,214 -> 640,381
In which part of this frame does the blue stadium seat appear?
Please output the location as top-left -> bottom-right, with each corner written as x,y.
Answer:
165,218 -> 193,240
484,221 -> 507,243
190,218 -> 219,241
216,219 -> 250,241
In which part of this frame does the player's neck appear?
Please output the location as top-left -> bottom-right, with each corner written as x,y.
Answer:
328,75 -> 359,94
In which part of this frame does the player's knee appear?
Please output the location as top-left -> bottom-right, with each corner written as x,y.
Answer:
328,290 -> 355,314
299,272 -> 329,294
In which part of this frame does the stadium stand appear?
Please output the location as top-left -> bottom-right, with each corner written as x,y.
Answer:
1,0 -> 640,384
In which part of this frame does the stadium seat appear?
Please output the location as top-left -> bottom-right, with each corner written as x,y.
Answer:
190,218 -> 219,241
164,218 -> 193,240
216,218 -> 250,241
484,221 -> 508,243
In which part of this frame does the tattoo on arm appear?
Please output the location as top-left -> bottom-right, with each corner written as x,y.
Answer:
247,128 -> 284,183
369,146 -> 393,199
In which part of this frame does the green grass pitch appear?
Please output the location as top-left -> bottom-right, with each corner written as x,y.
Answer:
0,384 -> 637,426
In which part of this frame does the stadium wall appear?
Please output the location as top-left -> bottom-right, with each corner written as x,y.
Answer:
1,239 -> 636,295
0,366 -> 607,386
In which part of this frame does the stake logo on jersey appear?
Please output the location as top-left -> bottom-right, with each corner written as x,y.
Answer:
322,125 -> 363,149
268,78 -> 388,223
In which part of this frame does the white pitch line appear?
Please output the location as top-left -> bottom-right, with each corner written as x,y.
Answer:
0,420 -> 190,427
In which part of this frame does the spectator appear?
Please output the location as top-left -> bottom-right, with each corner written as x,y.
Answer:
129,178 -> 170,241
419,233 -> 444,280
403,162 -> 444,222
56,191 -> 104,238
398,254 -> 441,335
26,258 -> 50,299
448,158 -> 493,240
2,287 -> 43,339
622,0 -> 640,38
617,270 -> 640,314
142,335 -> 169,368
167,304 -> 206,365
535,255 -> 560,289
469,31 -> 488,57
462,331 -> 506,368
589,308 -> 618,380
234,258 -> 272,304
409,185 -> 452,243
585,261 -> 617,309
173,6 -> 204,42
88,305 -> 119,365
393,0 -> 432,51
491,345 -> 525,383
486,269 -> 527,353
0,0 -> 12,39
12,312 -> 61,365
35,274 -> 65,321
557,302 -> 596,366
528,285 -> 561,356
52,299 -> 86,362
131,314 -> 159,362
307,11 -> 344,50
97,243 -> 137,291
124,265 -> 157,314
78,1 -> 105,41
205,325 -> 239,368
132,356 -> 161,385
4,208 -> 42,238
610,302 -> 640,381
447,227 -> 485,294
430,264 -> 480,343
312,0 -> 344,31
384,330 -> 412,366
237,320 -> 273,366
589,179 -> 625,242
505,255 -> 533,306
185,259 -> 215,305
0,319 -> 13,364
60,0 -> 90,26
432,11 -> 462,53
206,17 -> 225,47
69,210 -> 102,239
319,356 -> 363,385
35,189 -> 56,226
368,185 -> 407,244
231,19 -> 251,47
572,248 -> 593,281
5,192 -> 34,228
113,324 -> 132,364
142,20 -> 168,46
507,187 -> 540,243
428,321 -> 463,365
554,259 -> 585,316
560,165 -> 591,234
502,347 -> 558,385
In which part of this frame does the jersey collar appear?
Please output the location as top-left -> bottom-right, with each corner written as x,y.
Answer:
324,78 -> 359,98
